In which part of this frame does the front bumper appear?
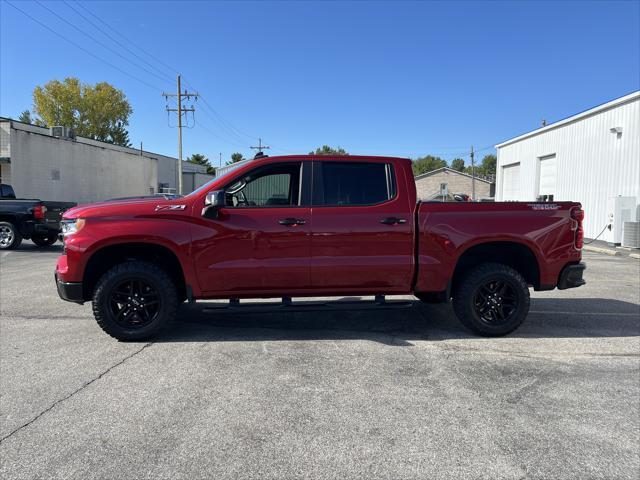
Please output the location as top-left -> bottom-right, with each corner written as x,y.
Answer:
55,273 -> 84,304
557,262 -> 586,290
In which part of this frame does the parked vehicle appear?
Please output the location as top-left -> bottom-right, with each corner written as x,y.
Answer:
54,155 -> 585,340
0,184 -> 76,249
428,192 -> 471,202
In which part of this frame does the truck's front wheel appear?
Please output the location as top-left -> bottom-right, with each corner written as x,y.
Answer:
452,262 -> 530,336
92,261 -> 178,341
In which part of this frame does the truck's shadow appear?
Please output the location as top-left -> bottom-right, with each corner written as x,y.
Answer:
159,297 -> 640,344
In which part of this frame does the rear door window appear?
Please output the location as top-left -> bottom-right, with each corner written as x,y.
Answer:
315,162 -> 395,206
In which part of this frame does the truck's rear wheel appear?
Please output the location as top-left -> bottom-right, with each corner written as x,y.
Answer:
0,221 -> 22,250
32,235 -> 57,247
92,261 -> 178,341
452,262 -> 530,336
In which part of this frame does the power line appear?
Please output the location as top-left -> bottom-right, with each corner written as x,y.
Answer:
181,78 -> 255,144
34,0 -> 173,87
62,0 -> 175,83
70,0 -> 180,79
4,0 -> 164,91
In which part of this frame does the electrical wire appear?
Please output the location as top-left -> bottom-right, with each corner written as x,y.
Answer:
584,224 -> 611,244
62,0 -> 175,83
5,1 -> 165,91
72,0 -> 180,79
34,0 -> 173,87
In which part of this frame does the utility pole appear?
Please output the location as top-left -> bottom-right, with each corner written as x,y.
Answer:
250,138 -> 270,156
162,75 -> 198,195
470,145 -> 476,202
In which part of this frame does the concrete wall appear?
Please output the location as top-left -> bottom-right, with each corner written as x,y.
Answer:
415,169 -> 492,200
0,119 -> 212,203
495,92 -> 640,240
7,126 -> 157,204
183,172 -> 215,193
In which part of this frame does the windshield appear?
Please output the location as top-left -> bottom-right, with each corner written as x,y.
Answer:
186,163 -> 245,198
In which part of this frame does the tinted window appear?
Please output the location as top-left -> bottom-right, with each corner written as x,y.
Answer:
320,162 -> 393,206
225,163 -> 301,207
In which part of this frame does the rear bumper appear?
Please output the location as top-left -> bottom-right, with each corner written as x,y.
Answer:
55,273 -> 84,304
557,262 -> 586,290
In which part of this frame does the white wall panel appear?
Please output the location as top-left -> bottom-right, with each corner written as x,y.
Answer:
496,93 -> 640,239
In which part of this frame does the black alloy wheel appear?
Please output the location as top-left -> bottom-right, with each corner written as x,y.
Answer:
108,278 -> 161,329
453,262 -> 530,337
473,279 -> 518,326
92,261 -> 178,340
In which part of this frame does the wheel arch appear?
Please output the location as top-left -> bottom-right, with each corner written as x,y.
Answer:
451,240 -> 541,296
82,242 -> 187,302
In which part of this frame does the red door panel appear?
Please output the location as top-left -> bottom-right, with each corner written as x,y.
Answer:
192,207 -> 311,295
310,160 -> 415,292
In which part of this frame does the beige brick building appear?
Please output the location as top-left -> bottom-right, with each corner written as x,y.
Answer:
415,167 -> 494,200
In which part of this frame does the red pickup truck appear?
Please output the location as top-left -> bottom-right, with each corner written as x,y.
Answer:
55,155 -> 585,340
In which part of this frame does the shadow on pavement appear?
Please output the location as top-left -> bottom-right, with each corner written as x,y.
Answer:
158,297 -> 640,344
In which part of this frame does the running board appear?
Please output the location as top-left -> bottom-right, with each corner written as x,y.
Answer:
200,298 -> 414,314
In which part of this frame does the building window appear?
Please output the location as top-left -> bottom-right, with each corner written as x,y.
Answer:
440,183 -> 448,195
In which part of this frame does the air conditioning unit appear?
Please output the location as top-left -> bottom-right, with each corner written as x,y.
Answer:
622,222 -> 640,249
50,126 -> 75,140
604,196 -> 637,245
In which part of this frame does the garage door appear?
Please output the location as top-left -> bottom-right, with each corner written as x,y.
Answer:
538,154 -> 557,197
501,163 -> 520,200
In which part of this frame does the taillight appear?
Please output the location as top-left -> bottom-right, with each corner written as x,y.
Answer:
575,225 -> 584,249
33,204 -> 47,219
571,206 -> 584,249
570,208 -> 584,222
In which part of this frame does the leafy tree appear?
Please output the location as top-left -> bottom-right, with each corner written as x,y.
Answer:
309,145 -> 348,155
18,110 -> 33,124
187,153 -> 216,175
450,158 -> 465,172
412,155 -> 447,176
227,152 -> 246,165
479,154 -> 496,176
32,77 -> 133,147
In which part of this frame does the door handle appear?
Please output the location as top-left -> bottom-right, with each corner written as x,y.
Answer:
279,218 -> 306,226
380,217 -> 407,225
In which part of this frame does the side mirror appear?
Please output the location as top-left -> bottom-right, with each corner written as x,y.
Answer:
202,190 -> 225,218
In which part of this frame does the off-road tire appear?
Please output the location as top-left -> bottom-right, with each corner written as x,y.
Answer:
0,221 -> 22,250
92,261 -> 178,341
32,235 -> 57,247
452,262 -> 530,337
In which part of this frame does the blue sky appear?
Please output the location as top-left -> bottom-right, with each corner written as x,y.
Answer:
1,0 -> 639,166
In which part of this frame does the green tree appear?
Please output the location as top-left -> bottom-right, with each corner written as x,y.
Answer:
450,158 -> 465,172
412,155 -> 447,176
465,154 -> 497,177
32,77 -> 133,147
309,145 -> 348,155
227,152 -> 245,165
187,153 -> 216,175
479,154 -> 496,176
18,110 -> 33,124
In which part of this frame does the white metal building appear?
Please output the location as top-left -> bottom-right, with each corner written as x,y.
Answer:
495,91 -> 640,242
0,118 -> 214,204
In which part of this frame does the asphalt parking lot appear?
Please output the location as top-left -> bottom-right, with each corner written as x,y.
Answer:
1,243 -> 639,480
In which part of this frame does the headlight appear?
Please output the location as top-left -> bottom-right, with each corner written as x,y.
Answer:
61,218 -> 85,237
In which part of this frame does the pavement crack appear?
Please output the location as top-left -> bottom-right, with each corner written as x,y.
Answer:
0,342 -> 152,445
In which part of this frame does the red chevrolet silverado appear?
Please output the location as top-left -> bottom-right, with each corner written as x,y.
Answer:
55,155 -> 585,340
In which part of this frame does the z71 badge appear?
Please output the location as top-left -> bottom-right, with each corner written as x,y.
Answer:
155,204 -> 187,211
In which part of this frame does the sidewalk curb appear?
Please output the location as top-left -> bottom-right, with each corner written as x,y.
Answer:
583,245 -> 620,256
